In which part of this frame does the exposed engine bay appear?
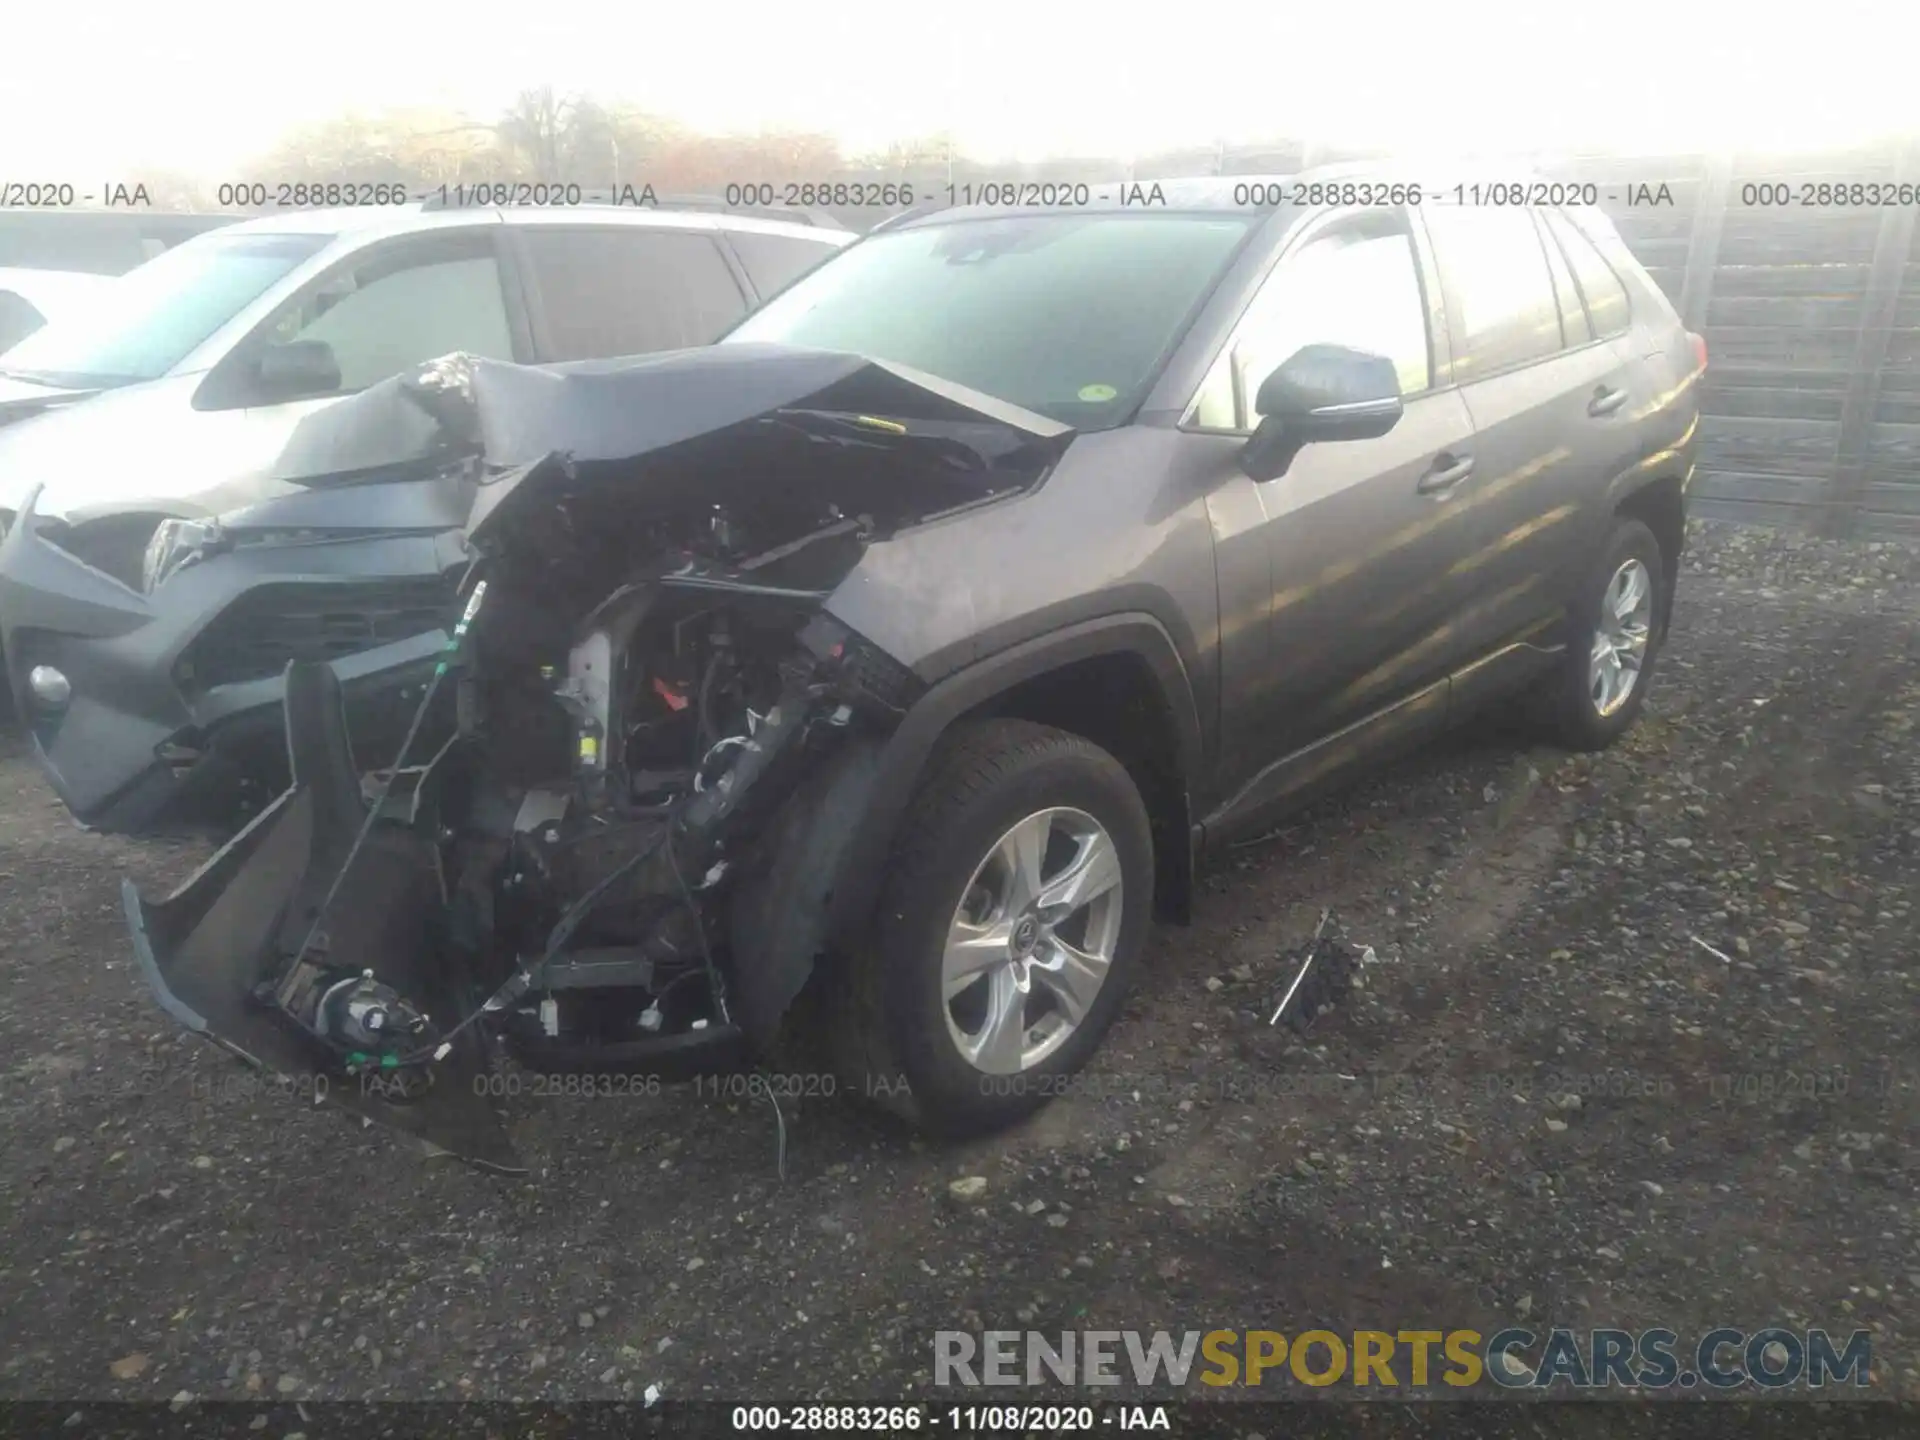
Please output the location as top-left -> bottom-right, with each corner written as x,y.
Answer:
422,482 -> 928,1081
122,349 -> 1071,1171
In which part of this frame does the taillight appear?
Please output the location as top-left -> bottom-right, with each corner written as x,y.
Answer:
1688,331 -> 1708,374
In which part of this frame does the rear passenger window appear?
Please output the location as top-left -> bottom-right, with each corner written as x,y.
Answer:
726,231 -> 839,301
1543,209 -> 1632,338
521,228 -> 748,361
1419,205 -> 1564,376
1533,212 -> 1591,347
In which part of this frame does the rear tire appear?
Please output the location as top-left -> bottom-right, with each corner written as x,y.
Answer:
1539,516 -> 1666,751
829,719 -> 1154,1136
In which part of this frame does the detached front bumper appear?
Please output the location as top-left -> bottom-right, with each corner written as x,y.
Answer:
0,488 -> 468,834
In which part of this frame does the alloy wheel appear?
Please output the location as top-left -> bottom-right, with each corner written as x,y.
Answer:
941,806 -> 1125,1074
1589,556 -> 1653,717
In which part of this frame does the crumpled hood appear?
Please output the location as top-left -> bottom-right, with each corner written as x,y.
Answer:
284,345 -> 1067,476
0,345 -> 1073,531
271,344 -> 1073,540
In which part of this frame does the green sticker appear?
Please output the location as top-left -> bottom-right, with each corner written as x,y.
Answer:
1077,383 -> 1118,402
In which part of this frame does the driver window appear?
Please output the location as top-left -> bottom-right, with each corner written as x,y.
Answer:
260,233 -> 513,393
1192,212 -> 1432,430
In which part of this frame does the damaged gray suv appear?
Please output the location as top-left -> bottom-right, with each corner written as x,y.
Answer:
1,174 -> 1703,1168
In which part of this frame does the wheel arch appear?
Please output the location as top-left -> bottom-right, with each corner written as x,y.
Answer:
1614,472 -> 1687,638
823,613 -> 1204,953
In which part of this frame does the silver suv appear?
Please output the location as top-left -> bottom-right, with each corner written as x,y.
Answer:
0,202 -> 853,559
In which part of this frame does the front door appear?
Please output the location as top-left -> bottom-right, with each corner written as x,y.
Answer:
186,229 -> 526,508
1183,206 -> 1485,826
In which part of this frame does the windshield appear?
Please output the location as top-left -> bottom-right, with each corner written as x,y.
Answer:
724,212 -> 1255,427
0,232 -> 330,389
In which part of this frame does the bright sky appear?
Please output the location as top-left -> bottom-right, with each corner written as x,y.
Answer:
8,0 -> 1917,179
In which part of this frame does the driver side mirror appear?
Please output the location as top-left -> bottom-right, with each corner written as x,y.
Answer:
1240,343 -> 1404,482
251,340 -> 342,403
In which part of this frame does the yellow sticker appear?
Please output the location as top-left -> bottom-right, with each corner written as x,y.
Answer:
1077,383 -> 1118,402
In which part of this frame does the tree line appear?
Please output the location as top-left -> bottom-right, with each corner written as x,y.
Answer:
177,87 -> 1328,216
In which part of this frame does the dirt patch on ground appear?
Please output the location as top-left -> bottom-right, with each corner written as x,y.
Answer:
1,520 -> 1916,1408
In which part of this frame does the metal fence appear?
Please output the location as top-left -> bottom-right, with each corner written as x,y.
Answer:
1538,143 -> 1920,539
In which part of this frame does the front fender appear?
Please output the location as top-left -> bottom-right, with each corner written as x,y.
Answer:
821,612 -> 1203,956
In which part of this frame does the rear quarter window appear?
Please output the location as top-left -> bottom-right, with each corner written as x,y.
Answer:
1533,211 -> 1592,347
726,231 -> 842,301
0,291 -> 47,352
1543,209 -> 1633,338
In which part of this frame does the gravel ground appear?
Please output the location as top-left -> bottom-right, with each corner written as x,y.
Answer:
1,518 -> 1916,1409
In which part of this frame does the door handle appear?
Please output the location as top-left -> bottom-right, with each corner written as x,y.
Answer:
1416,452 -> 1475,495
1588,385 -> 1628,417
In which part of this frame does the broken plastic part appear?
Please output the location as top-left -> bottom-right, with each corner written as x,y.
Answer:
121,660 -> 523,1173
1268,909 -> 1363,1032
1269,909 -> 1331,1026
107,349 -> 1042,1166
1268,935 -> 1361,1033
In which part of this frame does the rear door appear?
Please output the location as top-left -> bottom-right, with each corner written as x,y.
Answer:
1538,206 -> 1655,564
509,225 -> 753,362
1181,205 -> 1480,814
1416,203 -> 1646,664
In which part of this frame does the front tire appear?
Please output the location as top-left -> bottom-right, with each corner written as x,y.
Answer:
1541,515 -> 1667,751
831,719 -> 1154,1135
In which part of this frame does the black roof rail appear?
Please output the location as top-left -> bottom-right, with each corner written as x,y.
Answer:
415,190 -> 837,229
867,199 -> 949,234
646,193 -> 843,229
